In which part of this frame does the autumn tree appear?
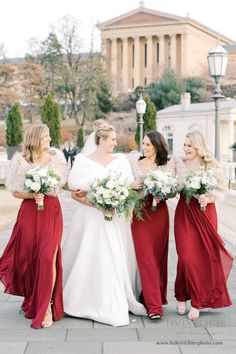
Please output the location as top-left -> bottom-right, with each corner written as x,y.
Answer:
20,61 -> 45,122
0,63 -> 19,118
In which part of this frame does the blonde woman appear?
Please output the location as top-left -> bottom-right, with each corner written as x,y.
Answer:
0,124 -> 68,328
62,120 -> 146,326
174,131 -> 233,320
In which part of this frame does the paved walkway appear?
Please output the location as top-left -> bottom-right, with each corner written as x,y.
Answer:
0,191 -> 236,354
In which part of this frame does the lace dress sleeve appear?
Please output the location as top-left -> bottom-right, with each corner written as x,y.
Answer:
159,156 -> 176,177
5,153 -> 30,192
208,164 -> 227,202
175,157 -> 187,192
49,148 -> 68,187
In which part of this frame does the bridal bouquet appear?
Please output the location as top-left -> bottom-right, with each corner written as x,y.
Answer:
89,171 -> 139,221
143,170 -> 178,211
24,166 -> 61,210
183,168 -> 217,211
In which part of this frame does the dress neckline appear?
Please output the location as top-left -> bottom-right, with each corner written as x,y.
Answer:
136,159 -> 159,177
84,155 -> 120,169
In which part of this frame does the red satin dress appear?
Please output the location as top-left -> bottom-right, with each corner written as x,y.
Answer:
131,196 -> 169,316
0,195 -> 64,328
174,194 -> 233,309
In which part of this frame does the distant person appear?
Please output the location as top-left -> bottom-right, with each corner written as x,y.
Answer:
63,141 -> 77,169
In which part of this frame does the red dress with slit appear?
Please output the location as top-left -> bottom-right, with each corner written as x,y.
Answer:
131,196 -> 169,316
0,149 -> 67,328
174,194 -> 233,309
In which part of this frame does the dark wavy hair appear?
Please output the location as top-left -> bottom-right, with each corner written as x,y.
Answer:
140,130 -> 169,166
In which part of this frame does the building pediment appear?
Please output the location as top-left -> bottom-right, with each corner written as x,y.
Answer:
98,7 -> 185,29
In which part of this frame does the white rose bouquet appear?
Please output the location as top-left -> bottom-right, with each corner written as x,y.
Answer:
183,168 -> 217,211
143,170 -> 178,211
24,166 -> 61,210
88,171 -> 139,221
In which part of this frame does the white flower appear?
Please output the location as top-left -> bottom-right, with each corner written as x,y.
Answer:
25,179 -> 33,188
187,177 -> 201,189
30,181 -> 41,192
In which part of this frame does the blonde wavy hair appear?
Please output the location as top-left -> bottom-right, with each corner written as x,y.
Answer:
186,131 -> 217,167
23,124 -> 49,163
94,119 -> 115,145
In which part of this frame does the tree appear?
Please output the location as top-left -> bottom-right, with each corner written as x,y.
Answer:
38,32 -> 64,96
55,15 -> 83,119
135,95 -> 157,146
76,127 -> 84,149
147,69 -> 184,110
79,54 -> 112,128
185,77 -> 207,103
6,102 -> 23,158
20,61 -> 45,122
97,81 -> 112,114
42,94 -> 62,147
0,63 -> 19,116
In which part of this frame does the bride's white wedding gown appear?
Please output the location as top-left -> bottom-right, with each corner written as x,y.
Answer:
62,153 -> 146,326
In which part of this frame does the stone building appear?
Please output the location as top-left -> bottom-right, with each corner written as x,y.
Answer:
158,93 -> 236,162
98,2 -> 235,94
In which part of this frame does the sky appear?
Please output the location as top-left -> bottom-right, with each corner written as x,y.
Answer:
0,0 -> 236,58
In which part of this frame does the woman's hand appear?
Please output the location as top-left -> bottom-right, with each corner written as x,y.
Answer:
198,194 -> 208,208
102,209 -> 115,218
33,193 -> 44,206
73,189 -> 85,198
131,178 -> 143,190
154,196 -> 161,204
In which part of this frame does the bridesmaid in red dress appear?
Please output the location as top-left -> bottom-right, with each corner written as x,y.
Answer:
174,131 -> 233,320
131,131 -> 175,319
0,124 -> 68,328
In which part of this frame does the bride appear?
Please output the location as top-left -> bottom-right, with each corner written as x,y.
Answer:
62,120 -> 146,326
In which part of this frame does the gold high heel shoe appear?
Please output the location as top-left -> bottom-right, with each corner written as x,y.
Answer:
42,303 -> 53,328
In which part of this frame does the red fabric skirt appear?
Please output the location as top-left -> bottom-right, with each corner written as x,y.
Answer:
131,196 -> 169,316
174,194 -> 233,309
0,196 -> 64,328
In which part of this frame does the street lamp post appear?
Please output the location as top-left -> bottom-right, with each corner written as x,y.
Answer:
136,93 -> 147,153
207,42 -> 228,161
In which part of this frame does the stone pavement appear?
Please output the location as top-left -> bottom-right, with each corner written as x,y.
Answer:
0,191 -> 236,354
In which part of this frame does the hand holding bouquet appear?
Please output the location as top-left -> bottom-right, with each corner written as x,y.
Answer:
143,170 -> 178,211
24,166 -> 61,210
88,171 -> 139,221
183,168 -> 217,211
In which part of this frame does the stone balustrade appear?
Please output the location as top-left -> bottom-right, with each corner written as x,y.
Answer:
218,190 -> 236,245
0,160 -> 9,185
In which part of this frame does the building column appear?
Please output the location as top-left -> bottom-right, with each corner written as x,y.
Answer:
159,35 -> 165,77
101,38 -> 109,70
134,36 -> 141,88
147,35 -> 153,85
229,120 -> 234,161
122,37 -> 129,92
170,34 -> 177,71
111,38 -> 118,94
180,33 -> 188,77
